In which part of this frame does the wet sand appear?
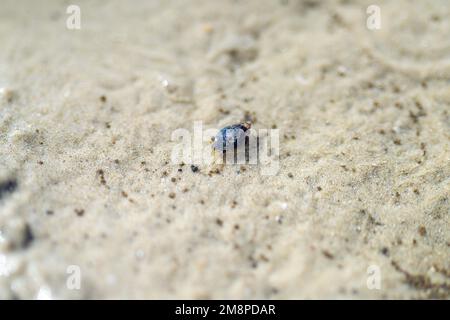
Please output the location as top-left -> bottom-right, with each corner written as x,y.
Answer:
0,0 -> 449,299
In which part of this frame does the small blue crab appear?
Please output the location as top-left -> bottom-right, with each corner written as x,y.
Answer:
212,122 -> 252,153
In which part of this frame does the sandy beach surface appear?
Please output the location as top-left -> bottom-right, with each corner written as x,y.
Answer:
0,0 -> 449,299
